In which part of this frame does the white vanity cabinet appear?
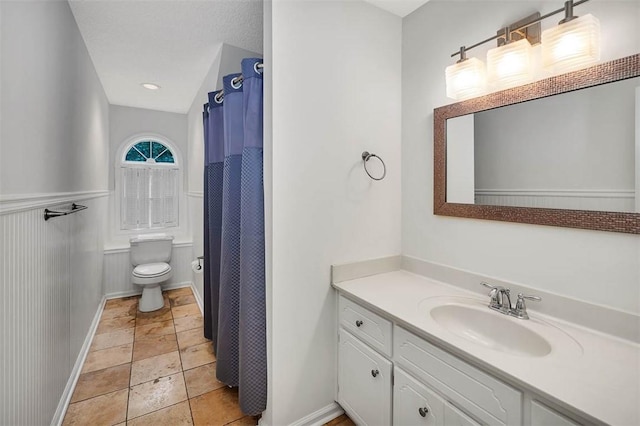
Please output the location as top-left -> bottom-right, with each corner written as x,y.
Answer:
337,294 -> 590,426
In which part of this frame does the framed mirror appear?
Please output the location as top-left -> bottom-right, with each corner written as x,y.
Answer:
434,54 -> 640,234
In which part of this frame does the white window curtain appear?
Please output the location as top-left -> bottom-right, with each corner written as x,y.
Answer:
121,166 -> 178,229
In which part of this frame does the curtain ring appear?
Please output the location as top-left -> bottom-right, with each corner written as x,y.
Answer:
231,76 -> 243,89
214,92 -> 224,104
361,151 -> 386,181
254,62 -> 263,74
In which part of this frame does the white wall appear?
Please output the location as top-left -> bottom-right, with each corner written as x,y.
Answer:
265,1 -> 401,424
185,43 -> 262,301
0,1 -> 109,424
0,1 -> 109,195
402,0 -> 640,314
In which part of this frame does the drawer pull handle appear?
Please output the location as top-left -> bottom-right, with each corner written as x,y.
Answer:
418,407 -> 429,417
371,369 -> 379,378
355,320 -> 363,327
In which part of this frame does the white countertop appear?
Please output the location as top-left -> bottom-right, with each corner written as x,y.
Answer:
333,270 -> 640,426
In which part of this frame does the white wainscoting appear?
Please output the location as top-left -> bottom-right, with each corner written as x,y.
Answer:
475,189 -> 635,212
0,192 -> 107,426
103,242 -> 194,297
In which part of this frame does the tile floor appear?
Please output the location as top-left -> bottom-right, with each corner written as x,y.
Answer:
63,286 -> 355,426
63,287 -> 256,425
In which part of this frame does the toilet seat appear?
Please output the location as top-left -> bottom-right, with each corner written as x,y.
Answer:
133,262 -> 171,278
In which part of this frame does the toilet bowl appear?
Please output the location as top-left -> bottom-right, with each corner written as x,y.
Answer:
130,235 -> 174,312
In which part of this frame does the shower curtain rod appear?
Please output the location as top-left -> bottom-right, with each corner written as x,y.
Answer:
213,62 -> 263,104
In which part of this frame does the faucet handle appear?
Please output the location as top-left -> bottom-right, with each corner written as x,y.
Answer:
481,282 -> 502,309
480,281 -> 496,291
511,293 -> 541,319
518,293 -> 541,302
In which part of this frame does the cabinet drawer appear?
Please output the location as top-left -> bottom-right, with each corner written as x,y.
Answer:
394,367 -> 445,425
394,326 -> 522,425
338,328 -> 392,426
339,295 -> 393,357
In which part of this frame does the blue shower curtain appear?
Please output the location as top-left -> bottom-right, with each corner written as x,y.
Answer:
203,57 -> 266,415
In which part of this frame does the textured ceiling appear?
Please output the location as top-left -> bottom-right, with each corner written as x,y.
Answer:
362,0 -> 430,17
69,0 -> 263,114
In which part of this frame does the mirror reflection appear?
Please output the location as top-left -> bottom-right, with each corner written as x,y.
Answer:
446,77 -> 640,213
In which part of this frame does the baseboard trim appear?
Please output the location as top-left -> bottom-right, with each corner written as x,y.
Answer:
191,282 -> 204,315
51,296 -> 107,426
288,402 -> 344,426
104,281 -> 193,300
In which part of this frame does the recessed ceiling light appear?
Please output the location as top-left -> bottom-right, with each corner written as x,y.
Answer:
141,83 -> 160,90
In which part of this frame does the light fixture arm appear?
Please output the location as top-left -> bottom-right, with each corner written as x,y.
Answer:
559,0 -> 577,24
449,0 -> 589,58
457,46 -> 467,63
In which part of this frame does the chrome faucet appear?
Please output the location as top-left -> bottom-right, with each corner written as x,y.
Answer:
480,282 -> 540,319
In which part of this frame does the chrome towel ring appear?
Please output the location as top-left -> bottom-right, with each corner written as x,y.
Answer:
362,151 -> 386,181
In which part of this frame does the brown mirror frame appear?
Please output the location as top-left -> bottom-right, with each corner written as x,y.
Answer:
434,54 -> 640,234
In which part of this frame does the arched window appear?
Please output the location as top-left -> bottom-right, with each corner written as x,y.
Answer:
119,138 -> 179,230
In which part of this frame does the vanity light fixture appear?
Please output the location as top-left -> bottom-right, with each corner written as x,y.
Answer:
486,31 -> 534,90
445,47 -> 487,100
541,1 -> 600,73
444,0 -> 599,100
141,83 -> 161,90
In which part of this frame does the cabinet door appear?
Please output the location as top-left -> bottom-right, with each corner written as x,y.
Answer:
394,367 -> 444,426
531,401 -> 581,426
444,403 -> 482,426
338,328 -> 392,426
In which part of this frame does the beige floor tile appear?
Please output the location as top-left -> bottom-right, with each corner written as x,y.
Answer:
177,327 -> 209,350
172,303 -> 201,319
189,387 -> 244,426
105,296 -> 139,310
127,401 -> 193,426
133,333 -> 179,361
135,319 -> 176,339
90,328 -> 134,352
184,362 -> 225,398
170,294 -> 197,307
165,287 -> 193,297
227,416 -> 258,426
174,315 -> 204,333
71,363 -> 131,403
82,343 -> 133,373
127,373 -> 188,419
130,351 -> 182,386
101,303 -> 138,320
135,307 -> 173,326
96,315 -> 136,334
63,388 -> 128,425
180,342 -> 216,370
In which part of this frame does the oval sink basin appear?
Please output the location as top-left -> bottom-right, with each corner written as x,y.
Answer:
430,304 -> 552,357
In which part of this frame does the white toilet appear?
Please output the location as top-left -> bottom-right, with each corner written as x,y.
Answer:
130,234 -> 174,312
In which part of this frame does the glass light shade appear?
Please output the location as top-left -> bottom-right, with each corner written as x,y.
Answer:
445,57 -> 487,100
542,14 -> 601,74
487,39 -> 534,90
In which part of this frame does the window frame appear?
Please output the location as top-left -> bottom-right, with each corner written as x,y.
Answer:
114,134 -> 185,236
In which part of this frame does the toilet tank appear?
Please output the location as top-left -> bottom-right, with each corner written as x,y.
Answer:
130,234 -> 174,265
